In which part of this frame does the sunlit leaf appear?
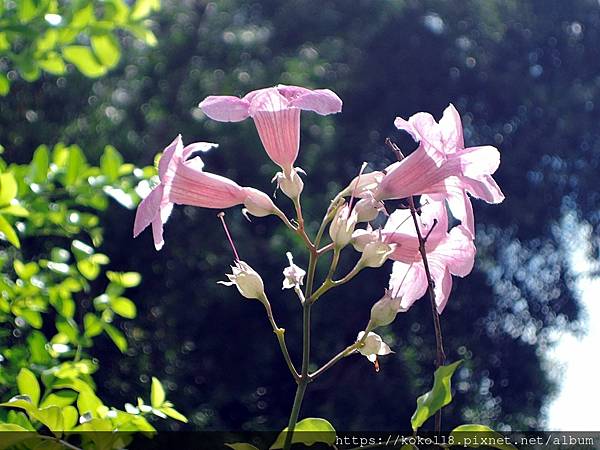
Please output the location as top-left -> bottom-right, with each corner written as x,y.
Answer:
62,405 -> 79,430
106,271 -> 141,287
17,0 -> 38,23
100,145 -> 123,181
17,369 -> 40,407
0,214 -> 20,248
39,52 -> 67,75
0,172 -> 18,205
130,0 -> 160,21
160,406 -> 188,423
91,34 -> 120,68
226,444 -> 259,450
151,377 -> 165,408
63,46 -> 107,78
40,391 -> 78,409
0,73 -> 9,96
103,323 -> 127,352
84,313 -> 103,337
450,424 -> 517,450
111,297 -> 136,319
270,418 -> 336,449
411,360 -> 462,431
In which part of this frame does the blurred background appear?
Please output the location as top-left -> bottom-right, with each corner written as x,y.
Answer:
2,0 -> 600,432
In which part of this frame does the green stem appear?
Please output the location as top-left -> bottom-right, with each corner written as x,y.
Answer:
263,299 -> 300,383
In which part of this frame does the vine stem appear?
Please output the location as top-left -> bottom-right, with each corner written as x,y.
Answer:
386,138 -> 446,432
262,298 -> 300,383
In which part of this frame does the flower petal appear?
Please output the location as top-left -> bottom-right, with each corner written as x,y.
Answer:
198,96 -> 251,122
389,261 -> 428,310
458,145 -> 501,177
439,104 -> 464,150
158,135 -> 183,181
287,88 -> 343,115
133,186 -> 163,238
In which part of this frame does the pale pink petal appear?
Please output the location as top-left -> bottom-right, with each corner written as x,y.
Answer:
198,96 -> 251,122
151,215 -> 165,251
158,135 -> 183,181
248,88 -> 289,115
420,195 -> 448,247
427,258 -> 453,313
458,174 -> 505,204
439,104 -> 464,150
288,88 -> 342,115
181,142 -> 218,160
133,186 -> 163,238
458,145 -> 501,178
169,157 -> 248,208
389,261 -> 428,310
443,188 -> 475,237
251,108 -> 300,171
431,225 -> 475,277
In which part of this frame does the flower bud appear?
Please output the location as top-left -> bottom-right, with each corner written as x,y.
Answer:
340,171 -> 384,197
243,188 -> 277,217
356,331 -> 393,363
354,197 -> 384,222
351,226 -> 378,252
282,252 -> 306,290
358,241 -> 395,269
273,168 -> 304,199
329,204 -> 358,248
367,293 -> 402,330
218,260 -> 266,301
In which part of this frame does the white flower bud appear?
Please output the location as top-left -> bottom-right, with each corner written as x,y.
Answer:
273,168 -> 304,199
282,252 -> 306,290
243,188 -> 277,218
340,171 -> 384,197
358,239 -> 395,269
368,293 -> 402,330
356,331 -> 393,363
351,226 -> 378,252
354,197 -> 384,222
329,204 -> 358,248
218,260 -> 266,301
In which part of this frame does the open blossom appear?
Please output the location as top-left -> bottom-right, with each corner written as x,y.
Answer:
218,260 -> 266,301
133,135 -> 278,250
356,331 -> 393,364
198,85 -> 342,175
374,104 -> 504,237
282,252 -> 306,290
385,197 -> 475,313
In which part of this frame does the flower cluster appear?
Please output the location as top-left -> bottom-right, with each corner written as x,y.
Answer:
133,84 -> 503,368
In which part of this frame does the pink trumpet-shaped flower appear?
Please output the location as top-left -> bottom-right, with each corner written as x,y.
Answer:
385,197 -> 475,313
198,85 -> 342,174
133,135 -> 277,250
374,104 -> 504,236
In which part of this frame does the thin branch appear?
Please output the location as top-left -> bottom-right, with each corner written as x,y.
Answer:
386,138 -> 446,432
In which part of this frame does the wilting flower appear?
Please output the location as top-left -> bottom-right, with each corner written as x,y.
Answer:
198,85 -> 342,175
385,197 -> 475,313
356,331 -> 393,364
133,135 -> 278,250
374,104 -> 504,237
218,260 -> 266,301
282,252 -> 306,290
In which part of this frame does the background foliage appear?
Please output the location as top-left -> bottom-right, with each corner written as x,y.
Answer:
1,0 -> 598,433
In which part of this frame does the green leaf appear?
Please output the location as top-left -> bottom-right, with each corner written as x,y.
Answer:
62,46 -> 107,78
411,360 -> 462,431
160,406 -> 188,423
63,145 -> 86,186
38,52 -> 67,75
62,406 -> 79,431
70,3 -> 94,28
17,0 -> 38,22
226,444 -> 259,450
28,145 -> 50,183
76,389 -> 103,418
106,271 -> 141,287
0,214 -> 20,247
0,172 -> 18,205
0,423 -> 37,448
0,73 -> 9,96
91,34 -> 121,68
151,377 -> 165,408
17,369 -> 40,407
77,258 -> 101,280
130,0 -> 160,20
35,406 -> 64,434
84,313 -> 103,337
126,24 -> 157,46
28,331 -> 52,365
14,260 -> 38,279
270,418 -> 336,449
100,145 -> 123,182
40,390 -> 78,409
1,204 -> 29,217
20,309 -> 43,328
111,297 -> 136,319
450,424 -> 517,450
103,323 -> 127,352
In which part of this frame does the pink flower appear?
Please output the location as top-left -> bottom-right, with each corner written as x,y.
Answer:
384,197 -> 475,313
198,85 -> 342,174
133,135 -> 277,250
374,104 -> 504,236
